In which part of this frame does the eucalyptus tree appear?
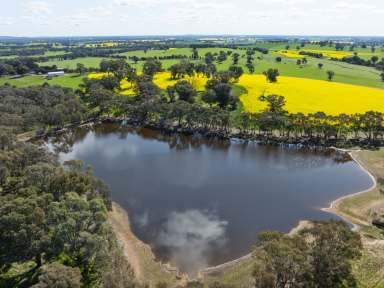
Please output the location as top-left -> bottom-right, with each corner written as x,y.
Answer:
134,75 -> 161,102
253,221 -> 362,288
203,79 -> 233,109
371,55 -> 379,64
192,47 -> 199,60
217,51 -> 228,63
204,52 -> 215,65
259,95 -> 287,114
246,63 -> 255,74
142,58 -> 162,79
228,65 -> 244,82
75,63 -> 86,75
231,53 -> 240,65
263,69 -> 279,83
326,70 -> 335,81
195,63 -> 207,77
173,80 -> 196,103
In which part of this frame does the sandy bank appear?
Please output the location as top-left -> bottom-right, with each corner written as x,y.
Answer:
108,202 -> 186,287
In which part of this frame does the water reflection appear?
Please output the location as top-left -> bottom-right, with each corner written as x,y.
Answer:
157,209 -> 228,277
50,123 -> 373,275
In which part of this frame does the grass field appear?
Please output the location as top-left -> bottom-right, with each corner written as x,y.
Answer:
119,46 -> 384,89
239,74 -> 384,115
1,44 -> 382,115
39,57 -> 104,69
0,74 -> 84,89
34,44 -> 384,89
42,50 -> 69,57
42,53 -> 384,89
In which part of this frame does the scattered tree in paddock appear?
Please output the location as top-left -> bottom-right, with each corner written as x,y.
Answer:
327,70 -> 335,81
232,53 -> 240,65
192,47 -> 199,60
75,63 -> 86,75
142,58 -> 162,78
263,68 -> 279,83
246,63 -> 255,74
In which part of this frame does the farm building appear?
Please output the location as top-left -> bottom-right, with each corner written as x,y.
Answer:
47,71 -> 65,79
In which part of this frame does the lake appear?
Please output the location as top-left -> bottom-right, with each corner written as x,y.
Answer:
51,123 -> 373,276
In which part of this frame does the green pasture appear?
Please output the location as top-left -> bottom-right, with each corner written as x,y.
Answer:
0,74 -> 84,89
39,57 -> 104,69
2,43 -> 382,90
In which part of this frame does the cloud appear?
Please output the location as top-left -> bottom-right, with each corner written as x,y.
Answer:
22,0 -> 52,16
2,0 -> 384,36
57,133 -> 140,170
157,209 -> 228,277
0,17 -> 13,26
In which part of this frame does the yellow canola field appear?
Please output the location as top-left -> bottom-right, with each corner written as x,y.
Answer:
88,72 -> 109,79
239,74 -> 384,115
278,49 -> 353,59
88,72 -> 135,96
277,50 -> 305,59
153,72 -> 208,92
88,72 -> 209,95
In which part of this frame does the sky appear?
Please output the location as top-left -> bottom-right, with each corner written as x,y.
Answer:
0,0 -> 383,37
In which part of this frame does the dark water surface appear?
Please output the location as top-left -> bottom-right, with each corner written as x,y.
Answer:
52,123 -> 373,275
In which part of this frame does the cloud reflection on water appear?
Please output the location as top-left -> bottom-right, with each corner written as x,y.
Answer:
157,209 -> 228,277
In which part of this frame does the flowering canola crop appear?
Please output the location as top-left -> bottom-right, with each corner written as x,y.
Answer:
239,74 -> 384,115
89,72 -> 209,94
88,72 -> 135,95
277,49 -> 353,59
153,72 -> 208,91
88,72 -> 109,79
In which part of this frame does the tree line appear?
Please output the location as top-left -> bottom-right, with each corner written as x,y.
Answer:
78,58 -> 384,147
340,54 -> 384,76
0,84 -> 141,286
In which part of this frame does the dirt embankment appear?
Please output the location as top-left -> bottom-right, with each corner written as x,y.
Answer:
108,202 -> 187,287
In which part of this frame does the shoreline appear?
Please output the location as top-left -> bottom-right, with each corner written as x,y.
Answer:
109,149 -> 378,281
321,150 -> 377,229
108,202 -> 187,286
42,122 -> 379,282
200,149 -> 378,276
